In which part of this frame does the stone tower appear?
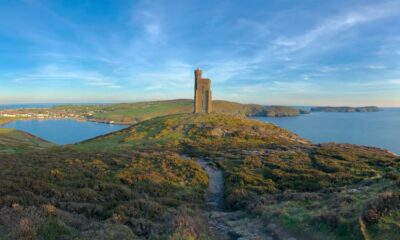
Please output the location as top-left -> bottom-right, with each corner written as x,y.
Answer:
194,67 -> 212,113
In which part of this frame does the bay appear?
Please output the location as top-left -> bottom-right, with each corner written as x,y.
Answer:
253,108 -> 400,155
1,119 -> 127,145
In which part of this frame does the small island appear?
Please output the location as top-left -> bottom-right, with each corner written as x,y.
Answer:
311,106 -> 380,112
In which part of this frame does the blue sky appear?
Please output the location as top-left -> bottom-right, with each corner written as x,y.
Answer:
0,0 -> 400,106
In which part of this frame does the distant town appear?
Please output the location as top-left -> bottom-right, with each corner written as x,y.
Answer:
0,107 -> 102,123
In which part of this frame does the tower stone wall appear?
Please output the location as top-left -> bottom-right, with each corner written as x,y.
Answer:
194,68 -> 212,113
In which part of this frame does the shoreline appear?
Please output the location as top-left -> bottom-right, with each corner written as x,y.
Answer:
0,117 -> 130,127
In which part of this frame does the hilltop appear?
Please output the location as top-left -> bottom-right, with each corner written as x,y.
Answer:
0,113 -> 398,239
79,113 -> 400,239
79,113 -> 309,150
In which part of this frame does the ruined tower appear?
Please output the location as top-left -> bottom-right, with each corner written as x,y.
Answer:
194,68 -> 212,113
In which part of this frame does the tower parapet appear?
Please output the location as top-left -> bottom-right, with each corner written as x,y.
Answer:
194,68 -> 212,113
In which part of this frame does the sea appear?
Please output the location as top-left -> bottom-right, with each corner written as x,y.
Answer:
253,108 -> 400,155
1,119 -> 127,145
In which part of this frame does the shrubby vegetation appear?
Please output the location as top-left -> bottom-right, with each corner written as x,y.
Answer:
85,113 -> 400,239
1,113 -> 399,239
0,149 -> 209,239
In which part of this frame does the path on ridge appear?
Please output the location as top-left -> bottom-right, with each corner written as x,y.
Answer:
194,157 -> 277,240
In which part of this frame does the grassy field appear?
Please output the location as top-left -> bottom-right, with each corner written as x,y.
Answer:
0,113 -> 399,239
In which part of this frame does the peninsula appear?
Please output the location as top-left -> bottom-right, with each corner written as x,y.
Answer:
311,106 -> 380,112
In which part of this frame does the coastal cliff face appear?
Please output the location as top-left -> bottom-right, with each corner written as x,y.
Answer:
249,105 -> 305,117
211,101 -> 307,117
0,113 -> 398,239
311,106 -> 380,112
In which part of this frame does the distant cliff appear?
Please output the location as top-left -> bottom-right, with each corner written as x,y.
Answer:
311,106 -> 380,112
212,101 -> 307,117
249,105 -> 308,117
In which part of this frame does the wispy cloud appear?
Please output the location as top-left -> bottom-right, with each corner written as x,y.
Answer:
10,65 -> 122,89
271,1 -> 400,53
0,0 -> 399,106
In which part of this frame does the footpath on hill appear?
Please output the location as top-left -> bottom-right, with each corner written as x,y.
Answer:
194,157 -> 278,240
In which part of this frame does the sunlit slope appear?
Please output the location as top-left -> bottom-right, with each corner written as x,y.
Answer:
0,128 -> 55,154
80,113 -> 400,239
0,113 -> 398,239
79,113 -> 309,150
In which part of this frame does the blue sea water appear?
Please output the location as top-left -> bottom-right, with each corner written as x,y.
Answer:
1,119 -> 127,145
253,108 -> 400,155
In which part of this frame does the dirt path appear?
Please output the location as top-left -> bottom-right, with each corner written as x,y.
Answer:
197,159 -> 225,211
195,158 -> 277,240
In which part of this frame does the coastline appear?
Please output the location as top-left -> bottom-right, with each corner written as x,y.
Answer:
0,116 -> 131,127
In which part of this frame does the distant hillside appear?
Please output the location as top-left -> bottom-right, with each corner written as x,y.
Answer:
311,106 -> 380,112
0,128 -> 55,154
0,117 -> 17,125
52,99 -> 304,124
213,100 -> 305,117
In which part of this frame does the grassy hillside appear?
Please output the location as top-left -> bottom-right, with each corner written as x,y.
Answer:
0,128 -> 55,154
0,148 -> 209,239
0,113 -> 399,239
50,99 -> 304,124
82,113 -> 400,239
78,113 -> 309,152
